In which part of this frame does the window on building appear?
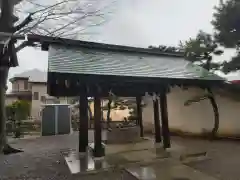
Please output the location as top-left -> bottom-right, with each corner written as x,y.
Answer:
24,80 -> 28,90
40,96 -> 46,103
29,84 -> 32,90
33,92 -> 39,100
17,83 -> 19,91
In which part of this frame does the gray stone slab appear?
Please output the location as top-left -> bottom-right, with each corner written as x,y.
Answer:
125,159 -> 218,180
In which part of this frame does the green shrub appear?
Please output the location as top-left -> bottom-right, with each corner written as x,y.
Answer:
128,115 -> 137,121
5,100 -> 31,138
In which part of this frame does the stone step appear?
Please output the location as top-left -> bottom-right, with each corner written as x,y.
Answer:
122,169 -> 142,180
179,151 -> 209,164
123,159 -> 218,180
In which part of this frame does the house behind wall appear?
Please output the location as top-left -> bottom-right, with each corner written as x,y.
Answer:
6,69 -> 70,121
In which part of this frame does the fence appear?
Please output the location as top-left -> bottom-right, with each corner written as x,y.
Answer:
6,119 -> 41,136
71,119 -> 137,131
6,118 -> 138,136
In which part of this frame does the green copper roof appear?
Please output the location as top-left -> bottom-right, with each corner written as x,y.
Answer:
48,45 -> 224,81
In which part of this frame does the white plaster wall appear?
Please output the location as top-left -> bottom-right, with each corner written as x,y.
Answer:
31,84 -> 46,120
11,80 -> 30,92
31,83 -> 69,120
142,86 -> 240,137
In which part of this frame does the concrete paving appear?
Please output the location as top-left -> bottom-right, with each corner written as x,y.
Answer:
172,136 -> 240,180
0,132 -> 120,180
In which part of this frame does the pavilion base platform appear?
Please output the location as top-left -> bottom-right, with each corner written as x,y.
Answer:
64,137 -> 209,175
64,138 -> 169,175
64,149 -> 110,174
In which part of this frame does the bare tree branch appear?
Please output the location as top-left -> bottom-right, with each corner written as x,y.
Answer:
15,41 -> 33,52
24,0 -> 51,8
11,13 -> 33,32
28,0 -> 70,15
0,0 -> 115,155
14,0 -> 115,38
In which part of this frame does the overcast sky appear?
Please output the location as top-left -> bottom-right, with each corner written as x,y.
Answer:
9,0 -> 239,82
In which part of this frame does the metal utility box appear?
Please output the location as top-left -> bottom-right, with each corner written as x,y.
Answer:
41,104 -> 71,136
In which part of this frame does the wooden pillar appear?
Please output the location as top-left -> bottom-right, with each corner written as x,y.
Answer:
136,96 -> 143,137
93,86 -> 104,157
160,87 -> 170,148
79,85 -> 89,153
153,98 -> 161,143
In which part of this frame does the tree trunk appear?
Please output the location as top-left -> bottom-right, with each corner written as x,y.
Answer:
0,67 -> 9,153
207,88 -> 219,139
205,60 -> 219,139
0,67 -> 23,154
184,89 -> 220,139
88,104 -> 93,120
88,103 -> 93,128
106,98 -> 112,128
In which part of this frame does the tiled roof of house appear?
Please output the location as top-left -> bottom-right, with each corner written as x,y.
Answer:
13,69 -> 47,83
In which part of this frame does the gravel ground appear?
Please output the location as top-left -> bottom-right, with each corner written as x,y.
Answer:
1,133 -> 240,180
0,132 -> 121,180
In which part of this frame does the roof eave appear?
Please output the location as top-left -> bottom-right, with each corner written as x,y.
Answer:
27,34 -> 184,58
9,76 -> 29,83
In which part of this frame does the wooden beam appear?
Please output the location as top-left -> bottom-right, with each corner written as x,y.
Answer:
153,98 -> 161,143
136,96 -> 143,137
47,72 -> 224,98
160,88 -> 170,148
93,86 -> 104,157
79,85 -> 89,153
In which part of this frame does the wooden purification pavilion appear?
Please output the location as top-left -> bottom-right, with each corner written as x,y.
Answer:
29,35 -> 224,158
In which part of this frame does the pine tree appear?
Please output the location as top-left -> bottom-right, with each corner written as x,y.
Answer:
212,0 -> 240,73
180,31 -> 223,139
179,30 -> 223,72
